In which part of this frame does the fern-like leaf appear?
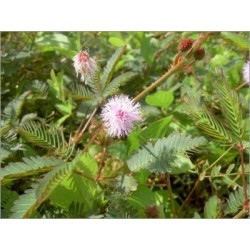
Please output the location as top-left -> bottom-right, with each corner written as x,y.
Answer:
17,121 -> 75,158
184,95 -> 234,143
0,148 -> 12,163
35,154 -> 82,205
104,72 -> 136,97
30,80 -> 48,97
1,188 -> 19,218
1,156 -> 62,185
224,186 -> 250,215
214,72 -> 242,141
68,202 -> 85,218
10,183 -> 40,218
101,46 -> 126,89
9,155 -> 84,218
2,91 -> 30,129
68,82 -> 94,100
1,129 -> 24,162
158,133 -> 207,153
127,134 -> 206,174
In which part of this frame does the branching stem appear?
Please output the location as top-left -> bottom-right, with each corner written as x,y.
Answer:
133,32 -> 213,103
166,174 -> 177,218
237,142 -> 249,211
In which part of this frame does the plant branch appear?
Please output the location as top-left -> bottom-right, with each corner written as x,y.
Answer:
178,177 -> 200,216
72,169 -> 95,182
95,136 -> 109,181
133,32 -> 213,102
82,126 -> 102,153
237,142 -> 249,211
166,174 -> 177,218
233,209 -> 249,219
71,106 -> 99,145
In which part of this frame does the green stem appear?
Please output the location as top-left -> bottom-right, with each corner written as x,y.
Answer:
205,144 -> 235,172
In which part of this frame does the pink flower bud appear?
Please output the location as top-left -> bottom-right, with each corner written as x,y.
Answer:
73,51 -> 97,84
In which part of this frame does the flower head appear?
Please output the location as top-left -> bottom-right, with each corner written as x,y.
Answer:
178,38 -> 193,52
243,60 -> 250,84
101,95 -> 142,138
73,51 -> 97,83
194,47 -> 205,60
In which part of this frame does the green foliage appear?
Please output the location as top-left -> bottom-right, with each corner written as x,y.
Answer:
204,195 -> 219,218
2,91 -> 30,130
10,183 -> 40,218
48,153 -> 100,214
1,156 -> 62,185
141,34 -> 155,64
1,188 -> 19,218
127,134 -> 207,174
221,32 -> 249,50
104,72 -> 136,97
127,116 -> 172,154
2,31 -> 249,218
36,156 -> 80,204
214,71 -> 242,141
101,46 -> 126,89
146,91 -> 174,108
184,95 -> 234,143
17,121 -> 75,158
68,202 -> 85,218
224,186 -> 250,215
35,33 -> 77,58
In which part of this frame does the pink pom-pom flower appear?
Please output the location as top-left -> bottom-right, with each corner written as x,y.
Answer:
243,60 -> 250,84
101,95 -> 142,138
73,51 -> 97,83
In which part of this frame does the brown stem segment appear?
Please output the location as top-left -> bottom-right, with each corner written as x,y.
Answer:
166,174 -> 177,218
178,177 -> 200,216
71,106 -> 99,145
133,32 -> 213,103
237,142 -> 249,211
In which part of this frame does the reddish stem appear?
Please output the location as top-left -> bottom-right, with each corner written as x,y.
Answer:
237,142 -> 249,211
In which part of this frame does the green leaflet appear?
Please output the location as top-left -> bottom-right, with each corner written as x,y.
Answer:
101,46 -> 126,89
35,33 -> 77,58
224,186 -> 250,215
214,72 -> 242,141
67,82 -> 95,101
48,153 -> 100,213
10,183 -> 40,218
104,72 -> 136,97
204,195 -> 219,218
2,91 -> 30,129
127,116 -> 173,154
9,153 -> 97,218
141,34 -> 155,65
1,156 -> 62,185
17,121 -> 75,158
184,95 -> 234,143
127,134 -> 206,174
221,32 -> 249,50
1,188 -> 19,218
146,91 -> 174,108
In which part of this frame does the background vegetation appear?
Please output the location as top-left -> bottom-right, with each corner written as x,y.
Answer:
1,31 -> 249,218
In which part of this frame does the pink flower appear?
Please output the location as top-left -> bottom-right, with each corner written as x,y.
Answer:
101,95 -> 142,138
73,51 -> 97,83
243,60 -> 249,84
